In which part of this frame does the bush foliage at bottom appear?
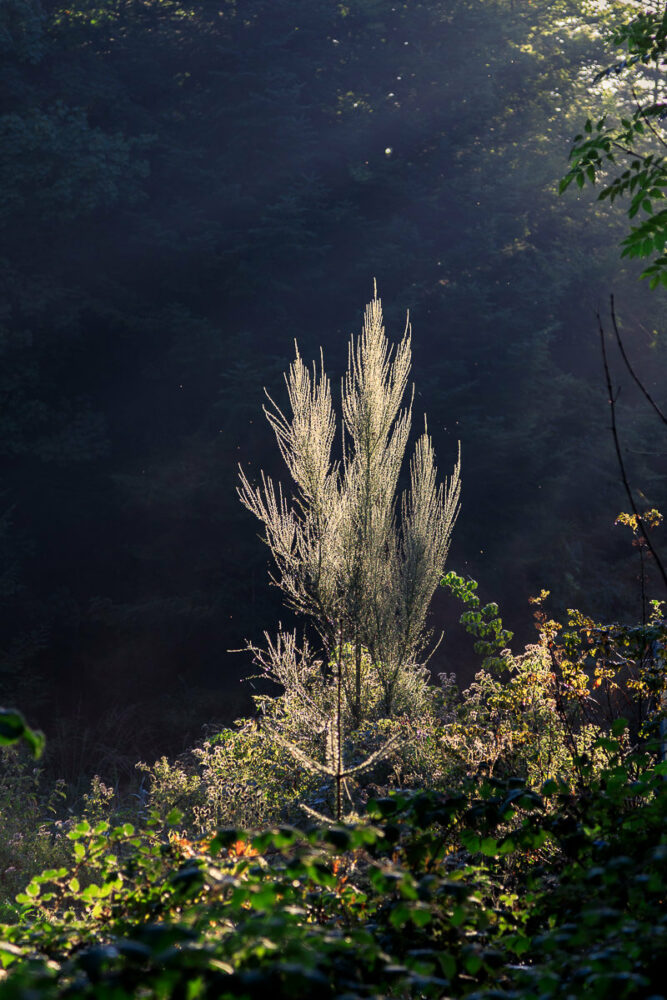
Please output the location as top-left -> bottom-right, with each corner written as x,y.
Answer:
0,728 -> 665,1000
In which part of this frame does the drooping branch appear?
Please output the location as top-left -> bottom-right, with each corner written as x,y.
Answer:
598,309 -> 667,592
609,295 -> 667,427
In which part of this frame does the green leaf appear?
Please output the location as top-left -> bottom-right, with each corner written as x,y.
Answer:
389,902 -> 411,928
498,836 -> 515,856
594,736 -> 620,753
481,837 -> 499,857
411,904 -> 432,927
439,953 -> 456,979
511,934 -> 531,956
325,827 -> 352,851
0,709 -> 45,758
611,717 -> 629,736
0,710 -> 27,743
367,797 -> 398,819
460,830 -> 481,853
465,953 -> 483,975
0,942 -> 23,969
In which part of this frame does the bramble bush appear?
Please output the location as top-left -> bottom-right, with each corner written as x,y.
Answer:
0,725 -> 664,999
0,582 -> 665,998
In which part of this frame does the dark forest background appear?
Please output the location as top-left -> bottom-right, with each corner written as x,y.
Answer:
1,0 -> 665,775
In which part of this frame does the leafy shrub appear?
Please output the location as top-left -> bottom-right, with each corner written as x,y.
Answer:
137,719 -> 321,834
134,577 -> 666,832
1,585 -> 664,997
0,728 -> 664,999
441,574 -> 667,790
0,748 -> 69,921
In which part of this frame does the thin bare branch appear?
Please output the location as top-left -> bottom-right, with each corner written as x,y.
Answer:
632,86 -> 667,153
610,295 -> 667,427
598,310 -> 667,591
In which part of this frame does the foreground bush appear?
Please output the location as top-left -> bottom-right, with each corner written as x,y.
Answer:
0,726 -> 664,999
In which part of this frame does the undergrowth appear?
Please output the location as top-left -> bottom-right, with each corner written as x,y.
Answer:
0,585 -> 665,999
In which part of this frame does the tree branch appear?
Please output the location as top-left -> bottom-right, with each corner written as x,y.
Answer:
632,86 -> 667,153
609,295 -> 667,427
598,310 -> 667,592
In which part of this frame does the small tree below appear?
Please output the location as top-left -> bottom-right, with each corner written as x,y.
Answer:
238,286 -> 460,815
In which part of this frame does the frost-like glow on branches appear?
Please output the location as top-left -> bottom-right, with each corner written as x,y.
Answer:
238,285 -> 461,720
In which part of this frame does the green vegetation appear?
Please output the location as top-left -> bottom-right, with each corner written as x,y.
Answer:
0,710 -> 44,760
1,0 -> 666,996
0,603 -> 665,996
562,2 -> 667,287
1,286 -> 665,993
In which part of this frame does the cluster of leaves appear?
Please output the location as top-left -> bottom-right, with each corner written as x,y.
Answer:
0,713 -> 52,919
137,710 -> 440,832
137,720 -> 321,834
113,571 -> 666,834
441,572 -> 514,671
440,573 -> 667,790
0,747 -> 70,921
561,3 -> 667,286
0,726 -> 664,999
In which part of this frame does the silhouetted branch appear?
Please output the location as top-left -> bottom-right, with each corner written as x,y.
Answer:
610,295 -> 667,427
631,87 -> 667,154
598,310 -> 667,592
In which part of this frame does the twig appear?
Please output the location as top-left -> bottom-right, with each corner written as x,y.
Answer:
631,86 -> 667,153
598,310 -> 667,592
610,296 -> 667,426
